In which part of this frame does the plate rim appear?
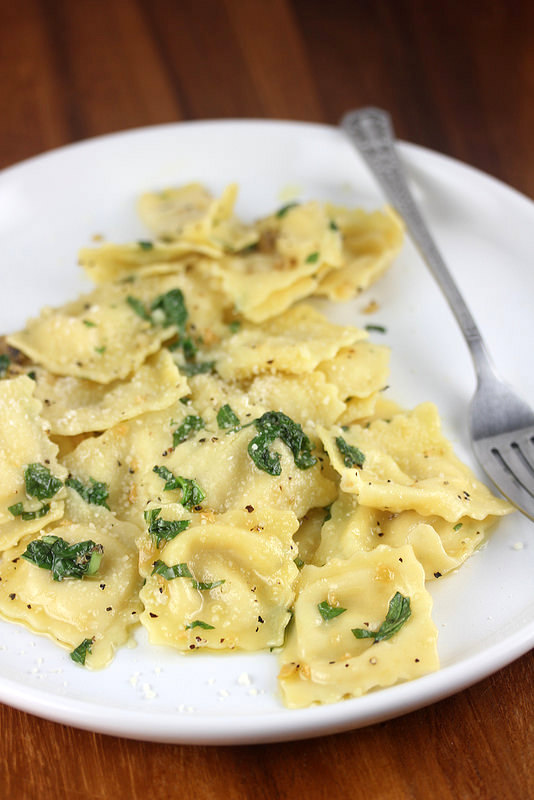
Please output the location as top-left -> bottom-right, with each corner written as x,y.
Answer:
0,117 -> 533,744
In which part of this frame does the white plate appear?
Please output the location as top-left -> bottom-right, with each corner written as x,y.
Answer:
0,120 -> 533,745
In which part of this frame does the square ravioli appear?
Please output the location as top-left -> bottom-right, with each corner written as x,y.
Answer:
319,403 -> 513,522
33,350 -> 187,435
279,545 -> 439,707
0,492 -> 142,668
314,491 -> 504,579
139,507 -> 299,651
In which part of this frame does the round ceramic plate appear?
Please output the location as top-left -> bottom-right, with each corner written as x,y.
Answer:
0,120 -> 533,744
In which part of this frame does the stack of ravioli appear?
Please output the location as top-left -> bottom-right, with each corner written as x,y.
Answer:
0,184 -> 512,708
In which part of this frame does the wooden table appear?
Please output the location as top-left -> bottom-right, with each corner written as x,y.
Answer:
1,1 -> 533,797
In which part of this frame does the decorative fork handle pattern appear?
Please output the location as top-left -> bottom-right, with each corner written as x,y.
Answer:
341,108 -> 492,379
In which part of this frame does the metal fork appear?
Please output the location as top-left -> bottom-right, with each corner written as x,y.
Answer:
341,107 -> 534,521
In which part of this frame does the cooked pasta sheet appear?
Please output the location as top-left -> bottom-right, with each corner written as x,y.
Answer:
0,183 -> 513,703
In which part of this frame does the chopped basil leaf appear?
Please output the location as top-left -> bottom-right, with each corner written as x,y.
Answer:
365,324 -> 387,334
151,560 -> 192,580
228,320 -> 241,334
152,465 -> 179,490
318,601 -> 347,621
27,371 -> 37,381
305,251 -> 319,264
335,436 -> 365,468
294,556 -> 305,570
248,411 -> 316,476
329,219 -> 339,231
237,242 -> 259,255
323,503 -> 332,522
127,295 -> 151,321
185,620 -> 215,630
217,404 -> 240,431
70,637 -> 94,665
94,346 -> 106,355
152,560 -> 224,590
192,578 -> 225,591
144,508 -> 190,547
138,240 -> 154,250
24,463 -> 63,500
152,466 -> 206,509
8,502 -> 50,521
173,414 -> 204,446
83,320 -> 97,328
65,476 -> 109,508
179,395 -> 192,405
151,288 -> 188,330
178,361 -> 215,377
276,201 -> 299,218
352,592 -> 411,643
181,336 -> 198,361
22,535 -> 104,581
453,522 -> 463,531
0,353 -> 11,377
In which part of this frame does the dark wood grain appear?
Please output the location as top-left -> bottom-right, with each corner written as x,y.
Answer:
0,1 -> 533,798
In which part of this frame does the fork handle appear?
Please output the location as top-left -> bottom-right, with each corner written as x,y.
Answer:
341,107 -> 494,382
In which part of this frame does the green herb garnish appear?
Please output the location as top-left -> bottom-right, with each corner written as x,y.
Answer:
217,404 -> 240,431
152,560 -> 224,591
453,522 -> 463,531
318,601 -> 347,621
144,508 -> 190,547
151,560 -> 192,580
22,535 -> 104,582
329,219 -> 339,231
365,324 -> 387,334
178,361 -> 215,377
83,320 -> 97,328
24,463 -> 63,500
138,240 -> 154,251
8,502 -> 50,521
305,251 -> 319,264
152,466 -> 206,509
228,320 -> 241,334
335,436 -> 365,468
185,620 -> 215,630
70,637 -> 94,665
151,288 -> 188,329
172,415 -> 204,446
192,578 -> 225,591
65,476 -> 110,508
94,346 -> 106,355
248,411 -> 316,476
294,556 -> 305,570
237,242 -> 259,255
0,354 -> 11,377
181,336 -> 198,361
352,592 -> 411,643
127,295 -> 151,321
276,201 -> 299,218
